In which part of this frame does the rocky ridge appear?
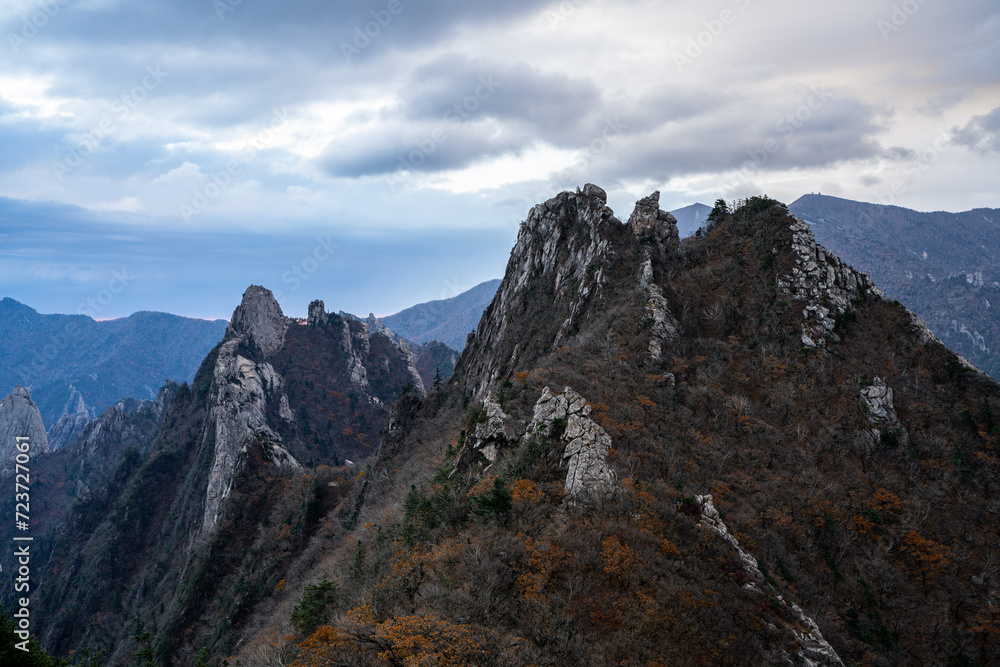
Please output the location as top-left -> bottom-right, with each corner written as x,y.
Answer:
780,217 -> 883,347
461,184 -> 681,398
696,495 -> 845,667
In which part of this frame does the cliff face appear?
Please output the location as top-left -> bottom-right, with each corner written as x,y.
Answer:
0,386 -> 50,476
261,190 -> 1000,667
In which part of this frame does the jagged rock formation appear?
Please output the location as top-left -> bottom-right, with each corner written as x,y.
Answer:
526,386 -> 616,501
780,218 -> 883,347
46,388 -> 94,451
696,495 -> 845,667
307,299 -> 328,327
463,184 -> 680,397
26,286 -> 428,664
203,333 -> 300,529
283,191 -> 1000,667
454,385 -> 616,502
0,386 -> 50,475
25,190 -> 1000,667
860,377 -> 899,425
228,284 -> 288,356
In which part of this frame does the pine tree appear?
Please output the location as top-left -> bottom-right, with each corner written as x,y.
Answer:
433,367 -> 443,390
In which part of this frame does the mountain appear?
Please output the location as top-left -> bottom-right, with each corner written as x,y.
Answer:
23,288 -> 427,663
670,202 -> 712,238
0,384 -> 175,609
0,298 -> 228,429
381,278 -> 502,351
20,190 -> 1000,666
789,194 -> 1000,380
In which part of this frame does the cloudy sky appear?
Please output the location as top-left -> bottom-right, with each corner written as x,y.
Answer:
0,0 -> 997,320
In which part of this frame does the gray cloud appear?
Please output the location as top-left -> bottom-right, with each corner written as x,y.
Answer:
952,106 -> 1000,155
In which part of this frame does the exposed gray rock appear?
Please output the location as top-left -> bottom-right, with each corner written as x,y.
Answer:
779,219 -> 882,347
640,257 -> 679,361
463,185 -> 619,397
69,387 -> 173,499
860,377 -> 898,425
0,386 -> 50,476
696,494 -> 844,667
453,394 -> 523,473
47,387 -> 95,451
307,299 -> 329,327
341,319 -> 371,391
203,292 -> 300,530
526,386 -> 616,502
628,191 -> 680,255
857,377 -> 908,454
227,285 -> 288,356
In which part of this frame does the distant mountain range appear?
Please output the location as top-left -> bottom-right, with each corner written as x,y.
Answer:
0,298 -> 228,432
670,202 -> 712,238
382,278 -> 502,351
787,194 -> 1000,380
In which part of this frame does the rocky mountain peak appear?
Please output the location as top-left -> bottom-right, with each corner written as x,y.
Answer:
307,299 -> 328,327
628,190 -> 680,253
459,184 -> 680,397
227,284 -> 287,355
0,385 -> 50,475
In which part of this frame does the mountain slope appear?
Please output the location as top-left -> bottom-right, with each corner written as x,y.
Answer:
789,194 -> 1000,380
381,279 -> 502,351
252,187 -> 1000,667
0,298 -> 228,427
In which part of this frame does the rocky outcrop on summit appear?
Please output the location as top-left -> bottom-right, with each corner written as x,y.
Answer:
780,218 -> 883,347
696,495 -> 845,667
628,191 -> 680,258
460,185 -> 680,397
0,386 -> 50,476
228,284 -> 288,355
307,299 -> 329,327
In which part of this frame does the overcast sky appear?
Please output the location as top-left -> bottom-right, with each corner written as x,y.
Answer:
0,0 -> 997,320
